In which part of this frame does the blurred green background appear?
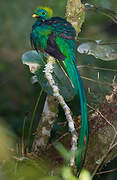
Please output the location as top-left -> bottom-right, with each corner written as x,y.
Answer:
0,0 -> 68,135
0,0 -> 117,179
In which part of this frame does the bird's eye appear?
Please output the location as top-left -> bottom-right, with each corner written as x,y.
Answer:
42,12 -> 45,15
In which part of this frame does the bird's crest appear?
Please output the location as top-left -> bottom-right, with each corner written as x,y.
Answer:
35,6 -> 53,17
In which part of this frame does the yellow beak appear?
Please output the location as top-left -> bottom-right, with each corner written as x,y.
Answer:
32,14 -> 37,18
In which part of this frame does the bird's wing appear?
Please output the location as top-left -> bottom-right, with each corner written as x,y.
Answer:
43,17 -> 76,60
46,17 -> 76,40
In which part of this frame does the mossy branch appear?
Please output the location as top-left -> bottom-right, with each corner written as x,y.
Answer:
66,0 -> 85,36
44,56 -> 78,167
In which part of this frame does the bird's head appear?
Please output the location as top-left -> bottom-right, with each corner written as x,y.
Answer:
32,7 -> 53,20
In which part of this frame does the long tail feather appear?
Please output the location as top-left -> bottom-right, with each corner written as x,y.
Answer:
64,57 -> 88,175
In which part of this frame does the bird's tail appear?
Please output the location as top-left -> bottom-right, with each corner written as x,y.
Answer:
64,57 -> 88,175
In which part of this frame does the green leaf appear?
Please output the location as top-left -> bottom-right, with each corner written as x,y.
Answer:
21,50 -> 45,73
78,41 -> 117,61
78,54 -> 117,107
22,50 -> 44,64
21,51 -> 74,101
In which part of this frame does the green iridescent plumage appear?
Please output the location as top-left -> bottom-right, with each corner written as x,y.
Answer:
30,7 -> 88,174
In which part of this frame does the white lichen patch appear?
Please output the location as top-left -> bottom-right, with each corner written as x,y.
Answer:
68,122 -> 75,132
38,137 -> 45,146
48,119 -> 55,125
44,56 -> 78,167
96,159 -> 102,165
42,127 -> 50,136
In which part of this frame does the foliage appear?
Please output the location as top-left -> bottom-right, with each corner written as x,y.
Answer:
78,41 -> 117,61
22,50 -> 74,101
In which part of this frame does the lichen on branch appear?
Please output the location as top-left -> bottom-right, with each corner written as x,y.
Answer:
66,0 -> 85,36
44,56 -> 78,166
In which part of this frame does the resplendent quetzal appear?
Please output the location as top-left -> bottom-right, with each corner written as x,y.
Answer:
30,7 -> 88,173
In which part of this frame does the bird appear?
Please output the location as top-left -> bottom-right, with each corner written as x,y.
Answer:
30,7 -> 88,174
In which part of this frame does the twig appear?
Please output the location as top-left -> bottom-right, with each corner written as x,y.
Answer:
96,167 -> 117,175
77,65 -> 117,72
21,115 -> 27,157
44,56 -> 78,166
87,104 -> 117,178
47,132 -> 69,150
91,131 -> 117,178
111,141 -> 117,149
81,76 -> 112,87
87,104 -> 117,134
